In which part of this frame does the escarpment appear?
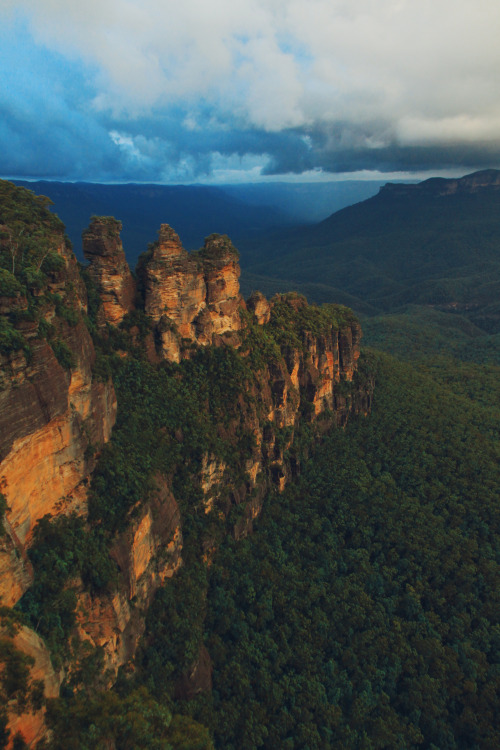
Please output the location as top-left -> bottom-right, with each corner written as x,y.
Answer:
0,208 -> 116,579
0,185 -> 373,749
0,183 -> 119,747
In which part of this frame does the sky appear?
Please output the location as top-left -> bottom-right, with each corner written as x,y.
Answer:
1,0 -> 500,184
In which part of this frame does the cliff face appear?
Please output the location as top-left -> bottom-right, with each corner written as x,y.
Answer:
83,216 -> 136,327
0,324 -> 116,549
382,168 -> 500,198
200,295 -> 368,542
73,294 -> 369,683
74,480 -> 183,680
2,623 -> 62,750
138,226 -> 242,361
0,188 -> 373,748
0,184 -> 120,747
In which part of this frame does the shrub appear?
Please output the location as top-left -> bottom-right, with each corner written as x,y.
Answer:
0,269 -> 23,297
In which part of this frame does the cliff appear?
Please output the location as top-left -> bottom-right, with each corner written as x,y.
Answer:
0,197 -> 116,553
0,183 -> 373,748
0,183 -> 117,748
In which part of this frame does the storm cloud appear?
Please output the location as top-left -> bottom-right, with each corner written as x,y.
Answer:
1,0 -> 500,181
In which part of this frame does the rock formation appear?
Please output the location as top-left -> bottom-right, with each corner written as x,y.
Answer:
246,290 -> 271,325
138,226 -> 242,361
0,236 -> 116,583
83,216 -> 136,327
74,480 -> 183,679
382,168 -> 500,198
2,624 -> 62,749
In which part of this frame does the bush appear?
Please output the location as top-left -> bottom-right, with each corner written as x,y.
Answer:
51,339 -> 75,370
0,269 -> 23,297
41,252 -> 65,274
0,318 -> 27,356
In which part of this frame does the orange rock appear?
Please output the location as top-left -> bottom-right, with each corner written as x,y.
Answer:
5,625 -> 61,749
247,291 -> 271,325
76,481 -> 183,679
83,216 -> 136,327
138,226 -> 243,359
0,317 -> 116,604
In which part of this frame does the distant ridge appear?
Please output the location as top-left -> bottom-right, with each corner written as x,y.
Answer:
240,169 -> 500,335
381,168 -> 500,197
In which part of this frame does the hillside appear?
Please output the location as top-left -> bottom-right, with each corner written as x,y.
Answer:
205,351 -> 500,749
239,170 -> 500,344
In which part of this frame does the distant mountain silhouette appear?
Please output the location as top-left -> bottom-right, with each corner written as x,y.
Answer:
240,169 -> 500,335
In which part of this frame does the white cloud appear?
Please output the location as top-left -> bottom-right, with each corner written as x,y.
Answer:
3,0 -> 500,177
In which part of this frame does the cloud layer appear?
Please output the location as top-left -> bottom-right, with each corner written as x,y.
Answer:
2,0 -> 500,181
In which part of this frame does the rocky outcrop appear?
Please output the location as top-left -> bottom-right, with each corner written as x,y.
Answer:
382,168 -> 500,198
0,520 -> 33,607
75,479 -> 182,679
246,290 -> 271,325
0,189 -> 373,747
3,625 -> 62,750
138,226 -> 242,361
195,294 -> 370,539
83,216 -> 136,327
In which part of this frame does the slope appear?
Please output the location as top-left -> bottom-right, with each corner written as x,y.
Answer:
240,170 -> 500,335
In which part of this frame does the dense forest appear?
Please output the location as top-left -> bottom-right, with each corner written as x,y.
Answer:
200,351 -> 500,749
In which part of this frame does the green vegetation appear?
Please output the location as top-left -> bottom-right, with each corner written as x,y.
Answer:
0,181 -> 64,280
361,306 -> 500,366
18,514 -> 115,666
200,234 -> 239,260
42,687 -> 213,750
0,608 -> 43,750
141,563 -> 208,695
4,175 -> 500,748
0,180 -> 82,357
0,317 -> 29,357
240,178 -> 500,352
265,294 -> 355,352
13,286 -> 354,747
0,268 -> 24,297
82,215 -> 122,240
50,339 -> 75,370
200,352 -> 500,749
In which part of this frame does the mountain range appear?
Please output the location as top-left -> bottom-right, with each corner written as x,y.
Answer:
240,169 -> 500,324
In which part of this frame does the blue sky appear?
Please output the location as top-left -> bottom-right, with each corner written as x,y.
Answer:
1,0 -> 500,184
